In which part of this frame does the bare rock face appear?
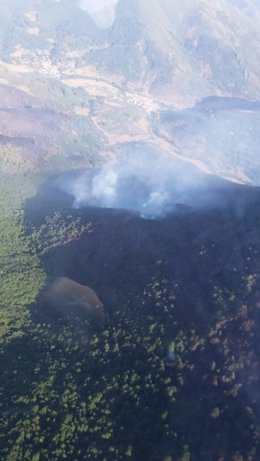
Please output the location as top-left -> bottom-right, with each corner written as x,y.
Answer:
42,277 -> 106,326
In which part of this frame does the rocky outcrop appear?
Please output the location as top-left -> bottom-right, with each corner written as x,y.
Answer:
41,277 -> 106,326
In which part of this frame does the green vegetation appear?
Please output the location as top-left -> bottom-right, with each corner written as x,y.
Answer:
29,212 -> 92,256
0,172 -> 93,344
0,312 -> 179,461
0,268 -> 259,460
0,1 -> 259,458
0,182 -> 259,459
0,173 -> 45,343
0,145 -> 32,174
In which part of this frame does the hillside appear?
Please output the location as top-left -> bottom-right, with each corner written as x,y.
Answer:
0,0 -> 259,184
0,1 -> 260,460
0,175 -> 259,460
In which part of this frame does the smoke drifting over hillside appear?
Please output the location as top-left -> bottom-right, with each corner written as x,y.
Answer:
78,0 -> 119,28
61,144 -> 223,218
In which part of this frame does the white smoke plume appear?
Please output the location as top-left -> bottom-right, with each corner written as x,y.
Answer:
60,143 -> 223,219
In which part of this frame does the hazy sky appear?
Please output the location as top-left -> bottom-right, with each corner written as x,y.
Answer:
78,0 -> 119,28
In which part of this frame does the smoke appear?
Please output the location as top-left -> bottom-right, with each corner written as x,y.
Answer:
78,0 -> 119,28
60,143 -> 223,219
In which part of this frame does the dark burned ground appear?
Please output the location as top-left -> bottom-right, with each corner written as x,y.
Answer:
6,175 -> 260,460
0,84 -> 65,152
25,173 -> 260,318
0,84 -> 40,110
0,106 -> 66,162
155,96 -> 260,186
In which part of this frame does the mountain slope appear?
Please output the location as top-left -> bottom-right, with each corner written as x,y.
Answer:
0,0 -> 259,183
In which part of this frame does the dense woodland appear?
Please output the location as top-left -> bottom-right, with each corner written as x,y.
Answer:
0,172 -> 260,460
0,1 -> 260,459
